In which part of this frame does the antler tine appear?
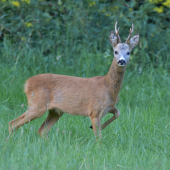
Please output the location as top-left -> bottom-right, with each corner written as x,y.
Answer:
125,23 -> 134,44
115,22 -> 118,35
115,22 -> 121,43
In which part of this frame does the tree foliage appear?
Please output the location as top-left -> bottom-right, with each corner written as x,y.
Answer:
0,0 -> 170,71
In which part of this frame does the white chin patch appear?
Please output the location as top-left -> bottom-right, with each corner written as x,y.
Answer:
118,63 -> 126,67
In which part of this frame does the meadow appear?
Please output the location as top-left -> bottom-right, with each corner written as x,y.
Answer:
0,0 -> 170,169
0,45 -> 170,169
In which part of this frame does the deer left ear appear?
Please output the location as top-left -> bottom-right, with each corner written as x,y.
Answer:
129,33 -> 140,51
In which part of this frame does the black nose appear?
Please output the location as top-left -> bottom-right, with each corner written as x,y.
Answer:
118,59 -> 126,65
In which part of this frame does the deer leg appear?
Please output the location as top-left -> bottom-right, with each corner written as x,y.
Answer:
9,107 -> 46,133
90,107 -> 120,130
101,107 -> 120,130
90,116 -> 101,138
38,109 -> 63,136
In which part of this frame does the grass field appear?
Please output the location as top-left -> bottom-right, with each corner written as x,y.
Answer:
0,47 -> 170,170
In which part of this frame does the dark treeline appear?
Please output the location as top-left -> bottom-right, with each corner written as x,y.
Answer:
0,0 -> 170,72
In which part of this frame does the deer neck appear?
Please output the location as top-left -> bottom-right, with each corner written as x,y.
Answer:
105,59 -> 126,100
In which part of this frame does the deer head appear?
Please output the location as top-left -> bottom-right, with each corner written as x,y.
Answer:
109,22 -> 140,67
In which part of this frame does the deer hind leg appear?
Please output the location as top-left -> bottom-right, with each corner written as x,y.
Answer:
9,106 -> 46,134
90,116 -> 101,138
38,109 -> 63,136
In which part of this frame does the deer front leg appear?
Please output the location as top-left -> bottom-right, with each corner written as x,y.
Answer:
101,107 -> 120,130
90,107 -> 120,130
90,116 -> 102,138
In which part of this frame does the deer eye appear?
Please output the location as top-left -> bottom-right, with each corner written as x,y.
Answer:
127,52 -> 130,55
115,51 -> 118,55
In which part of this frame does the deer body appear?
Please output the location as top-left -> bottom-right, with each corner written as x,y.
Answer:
25,73 -> 111,117
9,22 -> 139,137
24,60 -> 124,117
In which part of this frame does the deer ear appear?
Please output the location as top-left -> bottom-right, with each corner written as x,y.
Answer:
109,31 -> 118,48
129,33 -> 140,51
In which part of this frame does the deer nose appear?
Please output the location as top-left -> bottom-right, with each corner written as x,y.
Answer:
117,59 -> 126,66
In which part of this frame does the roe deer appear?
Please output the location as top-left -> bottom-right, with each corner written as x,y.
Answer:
9,22 -> 140,137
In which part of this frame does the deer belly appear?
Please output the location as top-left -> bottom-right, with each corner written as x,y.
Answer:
50,93 -> 90,116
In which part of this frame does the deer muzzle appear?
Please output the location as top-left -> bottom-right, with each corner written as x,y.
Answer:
117,59 -> 126,66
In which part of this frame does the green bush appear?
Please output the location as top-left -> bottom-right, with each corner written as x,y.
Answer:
0,0 -> 170,72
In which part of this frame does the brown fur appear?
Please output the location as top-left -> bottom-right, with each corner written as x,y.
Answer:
9,58 -> 124,137
9,23 -> 139,137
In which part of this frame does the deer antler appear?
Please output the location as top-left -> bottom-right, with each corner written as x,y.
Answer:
115,22 -> 121,43
125,23 -> 134,44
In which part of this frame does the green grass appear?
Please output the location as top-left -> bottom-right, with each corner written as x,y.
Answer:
0,49 -> 170,170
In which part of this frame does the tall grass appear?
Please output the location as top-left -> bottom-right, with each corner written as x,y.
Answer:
0,43 -> 170,169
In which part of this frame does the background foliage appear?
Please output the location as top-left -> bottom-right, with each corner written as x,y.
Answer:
0,1 -> 170,170
0,0 -> 170,73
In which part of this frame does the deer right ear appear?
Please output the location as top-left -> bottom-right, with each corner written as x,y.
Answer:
109,31 -> 118,48
129,33 -> 140,51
